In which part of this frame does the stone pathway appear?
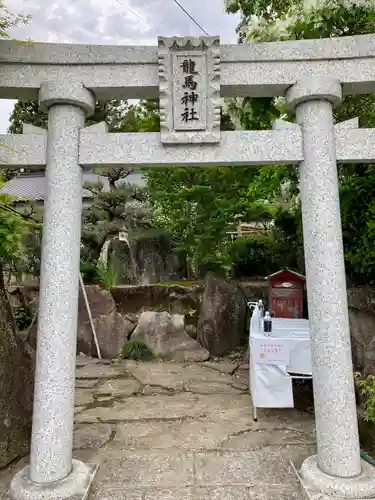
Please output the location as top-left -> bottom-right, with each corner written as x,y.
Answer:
0,356 -> 316,499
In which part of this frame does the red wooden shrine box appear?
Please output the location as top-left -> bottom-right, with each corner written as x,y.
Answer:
266,268 -> 306,318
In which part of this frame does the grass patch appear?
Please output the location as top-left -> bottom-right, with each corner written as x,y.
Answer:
121,340 -> 155,361
96,262 -> 117,290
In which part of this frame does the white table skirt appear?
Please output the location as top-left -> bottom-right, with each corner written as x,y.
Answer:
249,318 -> 312,409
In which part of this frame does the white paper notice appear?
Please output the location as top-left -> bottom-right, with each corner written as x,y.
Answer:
252,338 -> 290,365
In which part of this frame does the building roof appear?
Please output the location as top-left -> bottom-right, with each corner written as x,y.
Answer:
265,268 -> 306,281
0,171 -> 146,201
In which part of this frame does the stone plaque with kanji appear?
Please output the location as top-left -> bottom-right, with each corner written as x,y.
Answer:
158,36 -> 220,144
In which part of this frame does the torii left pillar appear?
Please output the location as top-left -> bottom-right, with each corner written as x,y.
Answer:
8,81 -> 98,500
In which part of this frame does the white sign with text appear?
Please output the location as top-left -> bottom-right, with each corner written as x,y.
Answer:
252,338 -> 290,365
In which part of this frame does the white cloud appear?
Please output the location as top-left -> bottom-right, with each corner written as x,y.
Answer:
0,0 -> 240,134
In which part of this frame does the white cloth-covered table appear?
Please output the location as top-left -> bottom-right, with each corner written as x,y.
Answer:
249,318 -> 312,417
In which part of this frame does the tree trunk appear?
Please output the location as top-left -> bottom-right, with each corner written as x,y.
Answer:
0,261 -> 34,468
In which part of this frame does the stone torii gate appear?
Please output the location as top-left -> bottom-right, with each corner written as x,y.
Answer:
1,34 -> 375,500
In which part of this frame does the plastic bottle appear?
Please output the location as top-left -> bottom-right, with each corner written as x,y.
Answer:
263,311 -> 272,335
250,304 -> 261,334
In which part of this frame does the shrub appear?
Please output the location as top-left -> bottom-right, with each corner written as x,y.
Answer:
230,234 -> 281,278
121,340 -> 154,361
355,373 -> 375,423
80,257 -> 98,283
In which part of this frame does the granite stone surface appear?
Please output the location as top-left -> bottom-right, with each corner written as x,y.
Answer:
1,35 -> 375,100
79,129 -> 303,167
286,78 -> 362,480
158,36 -> 220,144
39,81 -> 95,116
27,82 -> 96,487
2,126 -> 375,170
300,455 -> 375,499
7,460 -> 97,500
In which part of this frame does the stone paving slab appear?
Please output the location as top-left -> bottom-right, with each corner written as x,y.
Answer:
75,363 -> 125,380
113,417 -> 248,451
0,359 -> 312,500
194,449 -> 291,486
89,485 -> 144,500
73,423 -> 114,450
143,487 -> 250,500
280,444 -> 317,468
89,485 -> 304,500
125,361 -> 238,391
76,378 -> 100,389
94,450 -> 195,488
75,389 -> 94,406
94,378 -> 142,397
75,392 -> 253,424
220,427 -> 316,449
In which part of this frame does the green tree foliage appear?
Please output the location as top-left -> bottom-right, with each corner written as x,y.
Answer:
0,1 -> 29,39
8,99 -> 139,135
8,98 -> 160,134
0,4 -> 33,274
0,187 -> 26,266
145,105 -> 280,276
147,94 -> 297,276
149,166 -> 261,274
224,0 -> 375,284
0,174 -> 41,284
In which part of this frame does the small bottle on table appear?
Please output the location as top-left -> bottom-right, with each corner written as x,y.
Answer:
263,311 -> 272,336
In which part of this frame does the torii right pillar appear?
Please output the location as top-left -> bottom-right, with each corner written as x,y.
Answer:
285,77 -> 375,499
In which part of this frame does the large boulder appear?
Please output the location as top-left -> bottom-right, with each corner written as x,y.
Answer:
90,311 -> 135,358
131,311 -> 209,362
78,285 -> 135,358
0,272 -> 34,468
197,274 -> 246,356
78,285 -> 116,325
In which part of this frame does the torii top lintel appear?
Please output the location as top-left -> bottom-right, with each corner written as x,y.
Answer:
0,33 -> 375,101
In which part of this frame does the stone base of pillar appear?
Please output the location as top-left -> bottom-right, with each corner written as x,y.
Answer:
300,455 -> 375,499
5,460 -> 98,500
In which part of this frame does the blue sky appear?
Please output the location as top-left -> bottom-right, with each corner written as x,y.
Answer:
0,0 -> 240,133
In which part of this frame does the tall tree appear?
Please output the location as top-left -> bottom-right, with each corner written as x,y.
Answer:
224,0 -> 375,285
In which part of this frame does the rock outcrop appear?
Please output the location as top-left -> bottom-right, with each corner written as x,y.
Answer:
90,310 -> 135,358
111,284 -> 202,321
108,234 -> 187,285
131,311 -> 209,362
197,274 -> 247,356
